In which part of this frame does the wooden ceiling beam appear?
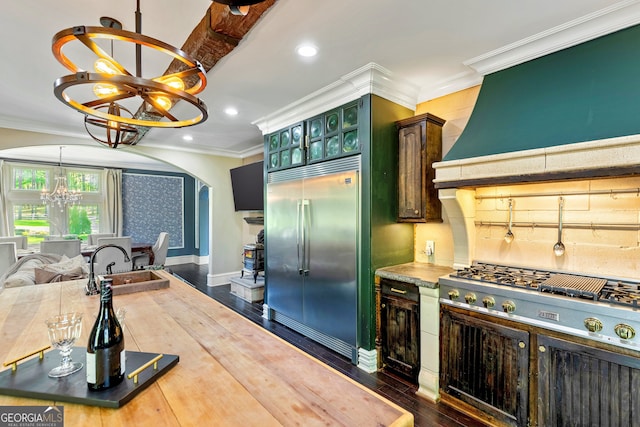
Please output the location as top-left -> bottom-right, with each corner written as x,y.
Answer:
167,0 -> 276,76
135,0 -> 276,134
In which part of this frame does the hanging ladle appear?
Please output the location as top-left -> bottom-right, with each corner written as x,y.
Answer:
504,198 -> 514,243
553,197 -> 565,256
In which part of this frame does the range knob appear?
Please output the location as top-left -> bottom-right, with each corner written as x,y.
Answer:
464,293 -> 477,304
482,296 -> 495,309
615,323 -> 635,340
447,289 -> 460,301
584,317 -> 603,333
502,300 -> 516,313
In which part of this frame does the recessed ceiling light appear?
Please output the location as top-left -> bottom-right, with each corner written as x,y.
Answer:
225,107 -> 239,116
182,135 -> 193,142
296,44 -> 318,58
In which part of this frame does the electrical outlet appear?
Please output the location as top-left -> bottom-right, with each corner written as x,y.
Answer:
426,240 -> 435,256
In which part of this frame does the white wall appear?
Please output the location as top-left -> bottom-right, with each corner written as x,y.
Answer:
413,86 -> 480,267
0,128 -> 245,281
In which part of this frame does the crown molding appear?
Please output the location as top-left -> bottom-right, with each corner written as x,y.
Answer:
253,62 -> 419,135
417,70 -> 484,104
416,0 -> 640,103
464,0 -> 640,76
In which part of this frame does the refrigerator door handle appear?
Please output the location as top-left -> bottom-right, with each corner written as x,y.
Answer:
297,200 -> 303,275
301,199 -> 310,276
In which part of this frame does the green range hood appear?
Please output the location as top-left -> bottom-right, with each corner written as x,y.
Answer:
444,23 -> 640,162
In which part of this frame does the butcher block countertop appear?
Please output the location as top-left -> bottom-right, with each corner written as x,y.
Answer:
0,271 -> 412,426
376,262 -> 454,289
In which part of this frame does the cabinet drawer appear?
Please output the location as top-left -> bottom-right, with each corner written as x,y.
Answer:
381,279 -> 418,302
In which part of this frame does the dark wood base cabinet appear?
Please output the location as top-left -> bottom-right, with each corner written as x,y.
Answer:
440,307 -> 529,427
441,305 -> 640,427
538,335 -> 640,426
378,278 -> 420,383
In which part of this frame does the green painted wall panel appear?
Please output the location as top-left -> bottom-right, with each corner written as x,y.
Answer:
358,94 -> 414,350
444,24 -> 640,161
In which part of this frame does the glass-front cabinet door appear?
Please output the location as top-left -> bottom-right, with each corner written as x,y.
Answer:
266,100 -> 360,172
267,122 -> 304,172
308,101 -> 359,165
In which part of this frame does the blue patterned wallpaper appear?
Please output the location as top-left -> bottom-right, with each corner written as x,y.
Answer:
122,173 -> 184,248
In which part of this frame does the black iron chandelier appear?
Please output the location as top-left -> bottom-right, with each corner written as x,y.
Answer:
52,0 -> 208,148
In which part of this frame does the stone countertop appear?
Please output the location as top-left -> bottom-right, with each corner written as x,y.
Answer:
376,262 -> 454,289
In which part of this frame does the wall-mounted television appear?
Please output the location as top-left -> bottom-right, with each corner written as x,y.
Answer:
230,161 -> 264,211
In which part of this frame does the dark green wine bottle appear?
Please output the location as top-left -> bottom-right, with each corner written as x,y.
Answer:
86,278 -> 125,390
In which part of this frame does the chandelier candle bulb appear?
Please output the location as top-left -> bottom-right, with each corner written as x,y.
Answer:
93,58 -> 121,75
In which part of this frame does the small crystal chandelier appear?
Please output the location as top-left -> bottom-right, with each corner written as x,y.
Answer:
41,147 -> 82,211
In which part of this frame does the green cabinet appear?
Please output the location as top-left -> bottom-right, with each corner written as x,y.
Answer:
266,101 -> 361,171
267,122 -> 304,171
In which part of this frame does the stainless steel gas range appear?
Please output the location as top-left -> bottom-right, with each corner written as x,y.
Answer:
439,261 -> 640,352
438,262 -> 640,426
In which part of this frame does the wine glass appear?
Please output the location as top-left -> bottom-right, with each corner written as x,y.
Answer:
45,312 -> 83,378
116,307 -> 126,331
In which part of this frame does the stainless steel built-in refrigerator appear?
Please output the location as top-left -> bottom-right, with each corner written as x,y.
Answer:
265,156 -> 359,357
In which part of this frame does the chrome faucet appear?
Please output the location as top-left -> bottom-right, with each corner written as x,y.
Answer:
86,244 -> 131,295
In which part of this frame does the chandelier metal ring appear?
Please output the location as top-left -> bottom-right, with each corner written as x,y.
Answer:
54,72 -> 208,128
52,26 -> 207,95
52,25 -> 208,128
84,103 -> 140,148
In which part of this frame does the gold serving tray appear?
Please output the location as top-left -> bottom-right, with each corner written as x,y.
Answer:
0,347 -> 178,408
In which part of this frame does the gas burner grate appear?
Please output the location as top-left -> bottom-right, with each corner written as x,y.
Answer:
451,263 -> 552,290
601,281 -> 640,308
449,262 -> 640,309
539,274 -> 607,300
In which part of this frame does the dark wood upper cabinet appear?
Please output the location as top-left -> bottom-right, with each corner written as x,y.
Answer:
395,113 -> 445,222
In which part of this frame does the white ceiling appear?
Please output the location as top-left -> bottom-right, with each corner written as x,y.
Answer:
1,0 -> 639,169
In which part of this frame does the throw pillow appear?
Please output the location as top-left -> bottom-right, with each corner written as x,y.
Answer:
46,255 -> 89,275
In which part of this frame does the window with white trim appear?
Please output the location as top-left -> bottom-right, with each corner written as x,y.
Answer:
6,162 -> 104,247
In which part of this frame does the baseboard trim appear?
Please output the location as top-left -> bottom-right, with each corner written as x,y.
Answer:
207,270 -> 240,287
357,348 -> 378,373
165,255 -> 206,266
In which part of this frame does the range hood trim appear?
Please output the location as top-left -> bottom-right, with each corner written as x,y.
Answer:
434,134 -> 640,189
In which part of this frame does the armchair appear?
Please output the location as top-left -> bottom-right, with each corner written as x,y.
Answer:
40,240 -> 82,258
0,242 -> 17,276
87,233 -> 116,246
93,236 -> 133,275
0,236 -> 28,250
133,232 -> 169,269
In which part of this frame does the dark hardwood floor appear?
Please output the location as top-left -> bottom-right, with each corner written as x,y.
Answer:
169,263 -> 486,427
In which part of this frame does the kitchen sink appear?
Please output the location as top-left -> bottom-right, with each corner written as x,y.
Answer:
103,270 -> 170,295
